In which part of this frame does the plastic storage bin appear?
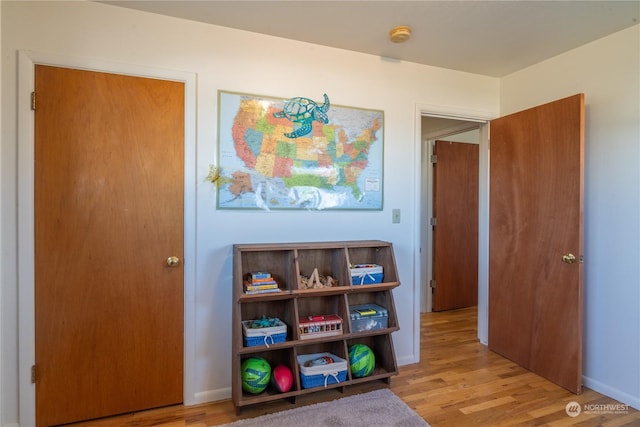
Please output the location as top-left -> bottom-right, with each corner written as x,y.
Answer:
349,304 -> 389,332
350,264 -> 383,285
297,352 -> 348,389
242,318 -> 287,347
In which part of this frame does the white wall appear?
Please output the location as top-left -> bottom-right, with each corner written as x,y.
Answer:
501,25 -> 640,409
0,1 -> 4,425
1,1 -> 499,424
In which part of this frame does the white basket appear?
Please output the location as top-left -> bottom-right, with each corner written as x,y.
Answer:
350,264 -> 383,285
297,352 -> 348,388
242,319 -> 287,347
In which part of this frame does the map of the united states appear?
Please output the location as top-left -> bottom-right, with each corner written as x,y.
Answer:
217,92 -> 383,210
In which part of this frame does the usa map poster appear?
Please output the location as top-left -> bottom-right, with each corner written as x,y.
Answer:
216,91 -> 383,210
216,91 -> 384,210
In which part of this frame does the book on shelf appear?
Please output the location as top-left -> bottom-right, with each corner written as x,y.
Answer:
245,272 -> 277,286
244,287 -> 282,295
244,282 -> 279,291
250,277 -> 277,284
249,271 -> 271,280
244,275 -> 278,294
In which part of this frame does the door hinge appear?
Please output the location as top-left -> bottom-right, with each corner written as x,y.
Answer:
430,217 -> 437,227
430,154 -> 437,164
31,92 -> 36,111
31,365 -> 37,384
429,279 -> 436,289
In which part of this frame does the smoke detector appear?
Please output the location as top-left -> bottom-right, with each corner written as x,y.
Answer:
389,26 -> 412,43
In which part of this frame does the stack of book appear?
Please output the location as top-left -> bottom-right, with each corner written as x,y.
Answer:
244,271 -> 281,294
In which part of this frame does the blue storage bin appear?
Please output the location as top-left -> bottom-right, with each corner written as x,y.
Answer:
297,352 -> 348,389
350,264 -> 383,285
242,318 -> 287,347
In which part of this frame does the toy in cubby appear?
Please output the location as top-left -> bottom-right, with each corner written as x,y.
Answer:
298,314 -> 343,340
241,355 -> 296,394
241,357 -> 271,394
348,343 -> 375,378
271,364 -> 294,393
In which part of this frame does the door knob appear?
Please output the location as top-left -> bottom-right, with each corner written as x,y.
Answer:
166,256 -> 181,267
562,253 -> 576,264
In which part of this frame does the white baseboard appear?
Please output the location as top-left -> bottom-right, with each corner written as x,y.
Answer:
396,354 -> 419,366
583,375 -> 640,410
190,387 -> 232,406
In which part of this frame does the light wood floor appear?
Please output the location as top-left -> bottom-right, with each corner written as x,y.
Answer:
67,307 -> 639,426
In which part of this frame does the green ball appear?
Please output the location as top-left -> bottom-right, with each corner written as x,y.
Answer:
241,357 -> 271,394
349,344 -> 375,378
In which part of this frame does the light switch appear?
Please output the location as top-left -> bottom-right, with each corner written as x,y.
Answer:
392,209 -> 401,224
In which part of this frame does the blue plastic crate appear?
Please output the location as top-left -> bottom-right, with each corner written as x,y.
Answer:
349,303 -> 389,332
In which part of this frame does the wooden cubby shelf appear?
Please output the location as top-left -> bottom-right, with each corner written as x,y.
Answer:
232,240 -> 400,411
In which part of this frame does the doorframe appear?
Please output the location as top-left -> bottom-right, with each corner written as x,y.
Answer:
413,103 -> 494,347
17,50 -> 198,426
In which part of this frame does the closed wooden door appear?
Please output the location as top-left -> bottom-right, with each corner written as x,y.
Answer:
489,94 -> 584,393
34,65 -> 185,426
432,140 -> 479,311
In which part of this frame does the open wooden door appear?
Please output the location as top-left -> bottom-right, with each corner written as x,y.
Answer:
432,140 -> 479,311
489,94 -> 584,394
35,66 -> 185,426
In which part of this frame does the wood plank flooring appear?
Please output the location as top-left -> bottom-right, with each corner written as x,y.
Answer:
66,307 -> 639,426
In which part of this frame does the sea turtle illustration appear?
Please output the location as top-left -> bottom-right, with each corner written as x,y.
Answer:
273,93 -> 330,138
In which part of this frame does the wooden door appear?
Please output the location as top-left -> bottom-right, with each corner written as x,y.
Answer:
489,94 -> 584,394
432,140 -> 479,311
34,65 -> 185,426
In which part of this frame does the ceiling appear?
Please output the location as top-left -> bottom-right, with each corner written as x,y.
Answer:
100,1 -> 639,77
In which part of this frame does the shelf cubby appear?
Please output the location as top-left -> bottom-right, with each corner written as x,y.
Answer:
347,244 -> 399,284
346,334 -> 397,385
346,290 -> 399,331
295,246 -> 350,289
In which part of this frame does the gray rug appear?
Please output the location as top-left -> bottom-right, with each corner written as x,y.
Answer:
217,388 -> 429,427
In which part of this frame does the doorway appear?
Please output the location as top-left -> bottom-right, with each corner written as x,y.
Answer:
417,112 -> 490,346
421,116 -> 482,310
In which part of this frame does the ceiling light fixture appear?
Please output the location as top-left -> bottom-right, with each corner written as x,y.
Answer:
389,26 -> 411,43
